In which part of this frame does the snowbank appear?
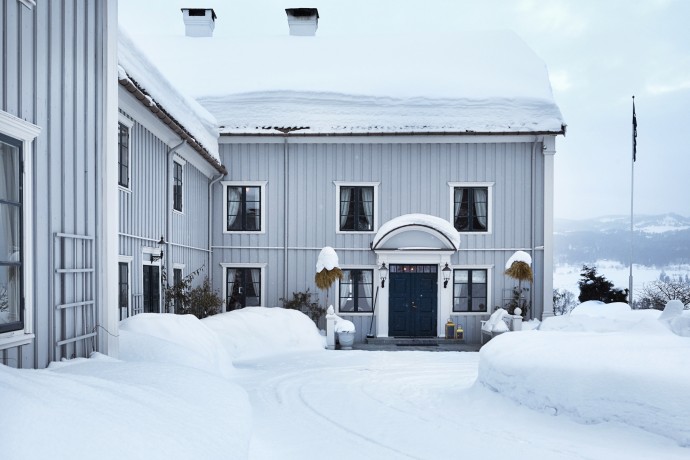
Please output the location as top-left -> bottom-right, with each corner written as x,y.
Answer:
119,313 -> 235,379
0,353 -> 251,460
479,302 -> 690,446
202,307 -> 327,361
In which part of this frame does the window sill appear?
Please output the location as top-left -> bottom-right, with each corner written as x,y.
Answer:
336,230 -> 376,235
223,230 -> 265,235
0,332 -> 35,351
451,311 -> 491,316
335,311 -> 374,316
173,209 -> 184,216
118,185 -> 132,194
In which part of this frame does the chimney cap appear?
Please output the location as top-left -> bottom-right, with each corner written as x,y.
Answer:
181,8 -> 217,21
285,8 -> 319,19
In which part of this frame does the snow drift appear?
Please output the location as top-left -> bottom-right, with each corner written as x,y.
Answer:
478,302 -> 690,446
202,307 -> 327,361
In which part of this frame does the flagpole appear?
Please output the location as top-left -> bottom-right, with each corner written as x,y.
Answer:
629,96 -> 636,305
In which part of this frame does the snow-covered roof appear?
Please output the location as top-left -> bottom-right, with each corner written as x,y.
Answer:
117,29 -> 222,163
123,29 -> 565,135
373,214 -> 461,251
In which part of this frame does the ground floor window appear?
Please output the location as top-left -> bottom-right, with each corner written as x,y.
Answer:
339,269 -> 374,312
226,267 -> 261,310
0,133 -> 23,334
453,269 -> 487,313
118,262 -> 129,320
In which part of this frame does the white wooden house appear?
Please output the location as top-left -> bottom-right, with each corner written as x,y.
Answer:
116,31 -> 226,321
128,7 -> 566,344
1,0 -> 119,368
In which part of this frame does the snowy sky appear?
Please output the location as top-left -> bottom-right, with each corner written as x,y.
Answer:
119,0 -> 690,220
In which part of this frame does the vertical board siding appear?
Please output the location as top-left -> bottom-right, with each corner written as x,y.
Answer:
118,112 -> 212,318
0,1 -> 109,368
216,139 -> 547,343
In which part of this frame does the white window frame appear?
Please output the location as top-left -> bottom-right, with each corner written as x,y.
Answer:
335,265 -> 377,315
118,255 -> 133,319
220,262 -> 266,311
448,182 -> 494,235
222,181 -> 267,235
0,111 -> 40,349
334,181 -> 380,234
451,265 -> 493,315
172,157 -> 185,214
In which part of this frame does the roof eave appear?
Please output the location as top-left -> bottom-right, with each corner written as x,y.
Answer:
118,77 -> 227,175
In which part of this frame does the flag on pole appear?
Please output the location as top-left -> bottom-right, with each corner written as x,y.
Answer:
632,96 -> 637,162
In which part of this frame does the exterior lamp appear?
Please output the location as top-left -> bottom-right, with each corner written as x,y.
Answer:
150,236 -> 166,263
379,263 -> 388,288
442,263 -> 452,288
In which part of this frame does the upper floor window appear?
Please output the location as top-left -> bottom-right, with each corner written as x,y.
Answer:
173,160 -> 183,212
453,269 -> 488,313
338,269 -> 374,313
0,133 -> 23,334
336,182 -> 378,232
451,184 -> 492,232
223,181 -> 266,233
118,122 -> 130,188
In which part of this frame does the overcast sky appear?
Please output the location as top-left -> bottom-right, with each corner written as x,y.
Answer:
119,0 -> 690,220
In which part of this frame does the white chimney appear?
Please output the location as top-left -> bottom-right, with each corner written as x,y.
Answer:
285,8 -> 319,36
181,8 -> 217,37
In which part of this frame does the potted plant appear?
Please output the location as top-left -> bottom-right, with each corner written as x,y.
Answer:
504,251 -> 533,318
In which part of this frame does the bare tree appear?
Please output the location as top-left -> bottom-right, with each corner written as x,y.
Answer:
553,288 -> 577,315
637,280 -> 690,310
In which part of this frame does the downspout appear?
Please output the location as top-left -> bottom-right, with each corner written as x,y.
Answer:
208,173 -> 224,286
530,137 -> 539,319
166,139 -> 186,312
283,134 -> 289,300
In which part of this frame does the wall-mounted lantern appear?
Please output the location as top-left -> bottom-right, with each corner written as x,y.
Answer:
379,262 -> 388,288
442,263 -> 452,288
150,236 -> 166,263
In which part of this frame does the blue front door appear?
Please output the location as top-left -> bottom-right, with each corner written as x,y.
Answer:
389,265 -> 438,337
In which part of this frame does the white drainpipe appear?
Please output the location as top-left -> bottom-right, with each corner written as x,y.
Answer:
208,173 -> 225,285
166,139 -> 186,309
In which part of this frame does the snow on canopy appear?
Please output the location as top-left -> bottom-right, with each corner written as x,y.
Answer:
121,27 -> 565,134
117,29 -> 221,160
316,246 -> 340,273
505,250 -> 532,270
373,214 -> 461,250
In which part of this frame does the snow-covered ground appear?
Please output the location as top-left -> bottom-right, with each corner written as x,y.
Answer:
2,305 -> 689,459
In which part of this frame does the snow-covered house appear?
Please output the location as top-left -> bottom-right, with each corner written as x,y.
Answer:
1,0 -> 119,368
116,31 -> 226,319
127,7 -> 565,344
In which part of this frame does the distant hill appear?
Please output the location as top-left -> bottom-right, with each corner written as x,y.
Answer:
554,213 -> 690,266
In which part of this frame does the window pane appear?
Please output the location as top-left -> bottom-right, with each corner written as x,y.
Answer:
472,270 -> 487,283
227,187 -> 242,230
0,265 -> 21,325
454,270 -> 468,283
0,140 -> 20,202
472,298 -> 487,312
0,204 -> 20,260
454,298 -> 468,312
245,186 -> 260,202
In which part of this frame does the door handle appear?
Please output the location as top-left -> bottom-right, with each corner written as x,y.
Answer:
411,301 -> 417,308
